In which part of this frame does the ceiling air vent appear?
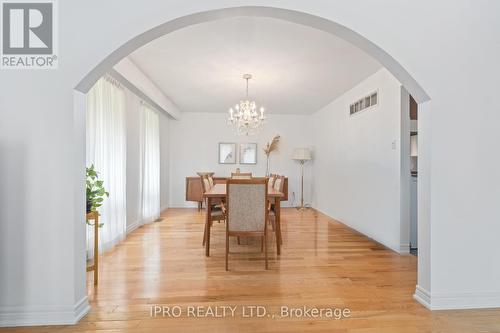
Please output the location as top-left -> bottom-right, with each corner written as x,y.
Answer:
349,91 -> 378,116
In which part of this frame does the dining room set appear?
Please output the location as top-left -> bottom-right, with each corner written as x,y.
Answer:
200,172 -> 286,270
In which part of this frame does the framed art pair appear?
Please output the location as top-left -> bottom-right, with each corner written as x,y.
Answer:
219,143 -> 257,164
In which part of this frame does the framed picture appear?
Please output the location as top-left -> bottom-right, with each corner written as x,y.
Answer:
219,143 -> 236,164
239,143 -> 257,164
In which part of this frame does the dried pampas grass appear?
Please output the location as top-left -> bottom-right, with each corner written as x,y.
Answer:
263,134 -> 280,176
263,134 -> 280,156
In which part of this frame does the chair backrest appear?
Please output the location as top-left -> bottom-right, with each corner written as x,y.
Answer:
226,178 -> 268,232
200,175 -> 211,193
273,175 -> 285,192
268,174 -> 277,189
231,172 -> 252,179
208,175 -> 214,188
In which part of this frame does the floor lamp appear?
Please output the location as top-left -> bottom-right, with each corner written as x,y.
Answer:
292,148 -> 312,210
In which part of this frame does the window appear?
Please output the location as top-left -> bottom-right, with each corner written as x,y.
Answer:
86,76 -> 127,257
139,102 -> 161,224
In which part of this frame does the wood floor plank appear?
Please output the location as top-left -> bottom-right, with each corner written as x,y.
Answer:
2,208 -> 500,332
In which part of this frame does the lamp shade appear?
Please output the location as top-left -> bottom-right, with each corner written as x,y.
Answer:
292,148 -> 312,161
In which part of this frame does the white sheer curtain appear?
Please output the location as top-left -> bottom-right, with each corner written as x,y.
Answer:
86,76 -> 127,257
139,102 -> 161,224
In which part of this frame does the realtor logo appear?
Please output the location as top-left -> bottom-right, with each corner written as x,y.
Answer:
1,0 -> 58,69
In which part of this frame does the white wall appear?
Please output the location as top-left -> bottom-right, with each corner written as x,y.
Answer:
312,69 -> 403,252
168,112 -> 312,208
1,1 -> 500,326
400,87 -> 411,253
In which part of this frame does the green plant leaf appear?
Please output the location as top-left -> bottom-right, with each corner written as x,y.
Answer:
85,165 -> 109,223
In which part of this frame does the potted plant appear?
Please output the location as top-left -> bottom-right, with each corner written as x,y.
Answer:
86,164 -> 109,214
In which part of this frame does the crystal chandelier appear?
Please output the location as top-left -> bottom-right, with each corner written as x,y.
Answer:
228,74 -> 266,136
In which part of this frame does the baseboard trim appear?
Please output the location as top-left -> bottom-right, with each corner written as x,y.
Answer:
0,296 -> 90,327
126,220 -> 140,234
169,203 -> 198,208
414,285 -> 500,310
399,243 -> 410,254
413,285 -> 431,309
431,291 -> 500,310
312,206 -> 401,254
74,296 -> 91,323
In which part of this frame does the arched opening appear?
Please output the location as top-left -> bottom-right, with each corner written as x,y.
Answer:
74,5 -> 431,318
75,7 -> 429,103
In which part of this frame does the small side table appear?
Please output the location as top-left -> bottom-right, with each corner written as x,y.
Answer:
86,211 -> 100,285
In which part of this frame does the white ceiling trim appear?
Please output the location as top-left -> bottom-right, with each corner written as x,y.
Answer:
113,57 -> 181,119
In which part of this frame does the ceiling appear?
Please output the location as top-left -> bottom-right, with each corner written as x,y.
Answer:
129,17 -> 382,115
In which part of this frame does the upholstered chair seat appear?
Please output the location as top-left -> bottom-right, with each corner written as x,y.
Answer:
225,178 -> 269,270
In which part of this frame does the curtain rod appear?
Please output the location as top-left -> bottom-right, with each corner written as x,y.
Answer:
106,71 -> 161,114
104,74 -> 122,89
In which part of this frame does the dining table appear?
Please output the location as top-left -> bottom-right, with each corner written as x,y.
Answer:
203,183 -> 284,257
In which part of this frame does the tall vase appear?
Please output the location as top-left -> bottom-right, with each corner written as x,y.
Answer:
265,155 -> 270,176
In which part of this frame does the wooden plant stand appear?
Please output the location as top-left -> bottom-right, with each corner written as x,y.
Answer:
86,211 -> 99,285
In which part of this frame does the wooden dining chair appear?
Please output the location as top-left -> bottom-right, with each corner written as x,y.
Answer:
231,172 -> 252,179
201,175 -> 225,246
225,178 -> 269,270
268,174 -> 284,210
207,175 -> 214,188
201,174 -> 211,192
268,174 -> 277,190
273,175 -> 284,192
269,175 -> 285,244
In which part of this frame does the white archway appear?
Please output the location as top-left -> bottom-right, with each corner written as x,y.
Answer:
75,6 -> 429,104
74,5 -> 431,314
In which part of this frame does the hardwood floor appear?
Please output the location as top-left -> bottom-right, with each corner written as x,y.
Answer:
4,208 -> 500,332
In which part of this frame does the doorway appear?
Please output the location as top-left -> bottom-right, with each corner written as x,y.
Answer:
73,5 -> 431,316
